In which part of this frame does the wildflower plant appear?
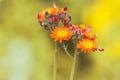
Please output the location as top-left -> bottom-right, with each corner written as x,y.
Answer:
38,2 -> 104,80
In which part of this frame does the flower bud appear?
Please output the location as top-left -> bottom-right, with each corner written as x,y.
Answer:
45,12 -> 50,18
97,46 -> 104,51
53,15 -> 59,23
38,14 -> 43,21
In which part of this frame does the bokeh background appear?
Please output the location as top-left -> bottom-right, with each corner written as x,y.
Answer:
0,0 -> 120,80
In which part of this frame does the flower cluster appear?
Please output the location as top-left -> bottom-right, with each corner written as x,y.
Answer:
38,2 -> 104,53
38,2 -> 71,30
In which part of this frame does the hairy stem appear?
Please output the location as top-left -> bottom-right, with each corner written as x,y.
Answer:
53,42 -> 57,80
70,52 -> 77,80
70,40 -> 78,80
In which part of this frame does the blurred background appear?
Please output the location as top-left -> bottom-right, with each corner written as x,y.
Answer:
0,0 -> 120,80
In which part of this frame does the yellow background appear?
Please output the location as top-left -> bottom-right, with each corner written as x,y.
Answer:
0,0 -> 120,80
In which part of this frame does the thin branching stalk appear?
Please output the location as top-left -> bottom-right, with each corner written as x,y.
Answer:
62,43 -> 73,59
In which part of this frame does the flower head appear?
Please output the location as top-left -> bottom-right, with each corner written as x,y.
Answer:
50,27 -> 73,43
69,24 -> 87,35
77,38 -> 97,52
84,32 -> 96,40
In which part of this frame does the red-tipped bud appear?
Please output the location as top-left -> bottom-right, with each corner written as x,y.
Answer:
97,46 -> 104,51
86,25 -> 92,32
63,19 -> 67,24
54,16 -> 59,23
63,7 -> 67,11
38,13 -> 43,21
67,24 -> 72,27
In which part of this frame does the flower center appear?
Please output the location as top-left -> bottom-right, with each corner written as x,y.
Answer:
57,30 -> 67,37
83,41 -> 94,49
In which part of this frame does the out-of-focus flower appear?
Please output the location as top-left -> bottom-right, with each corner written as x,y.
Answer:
50,27 -> 73,43
77,38 -> 97,52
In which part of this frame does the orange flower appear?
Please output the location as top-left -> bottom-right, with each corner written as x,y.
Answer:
50,27 -> 73,43
77,24 -> 86,33
77,38 -> 97,52
84,32 -> 96,40
77,24 -> 86,29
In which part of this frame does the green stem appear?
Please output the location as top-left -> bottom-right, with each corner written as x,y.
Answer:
70,53 -> 77,80
70,40 -> 78,80
53,42 -> 57,80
